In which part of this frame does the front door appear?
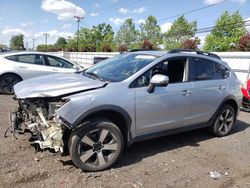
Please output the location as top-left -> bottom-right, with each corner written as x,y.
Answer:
133,57 -> 193,135
43,55 -> 76,73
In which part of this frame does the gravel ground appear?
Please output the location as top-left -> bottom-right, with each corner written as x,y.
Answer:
0,95 -> 250,188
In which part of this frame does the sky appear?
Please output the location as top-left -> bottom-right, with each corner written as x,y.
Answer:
0,0 -> 249,49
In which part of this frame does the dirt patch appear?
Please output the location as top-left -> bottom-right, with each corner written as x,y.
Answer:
0,95 -> 250,188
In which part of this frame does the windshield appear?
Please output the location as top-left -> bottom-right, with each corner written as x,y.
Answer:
84,53 -> 157,82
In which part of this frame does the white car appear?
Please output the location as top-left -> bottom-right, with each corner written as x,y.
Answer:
0,51 -> 81,94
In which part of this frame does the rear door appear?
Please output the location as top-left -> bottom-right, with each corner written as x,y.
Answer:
189,57 -> 227,124
43,55 -> 76,73
10,54 -> 52,80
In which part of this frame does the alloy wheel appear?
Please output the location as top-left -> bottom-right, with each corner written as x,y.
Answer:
216,108 -> 234,135
78,128 -> 118,168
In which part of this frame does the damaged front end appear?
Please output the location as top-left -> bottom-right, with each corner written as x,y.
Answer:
6,72 -> 106,154
7,97 -> 70,153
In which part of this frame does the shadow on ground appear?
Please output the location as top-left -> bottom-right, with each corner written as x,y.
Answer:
116,120 -> 250,168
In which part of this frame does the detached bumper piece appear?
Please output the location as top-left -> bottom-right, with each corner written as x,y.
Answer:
4,108 -> 25,139
241,97 -> 250,112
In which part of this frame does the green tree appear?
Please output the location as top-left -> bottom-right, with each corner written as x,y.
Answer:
203,11 -> 247,52
163,16 -> 197,50
47,44 -> 57,52
37,44 -> 57,52
77,23 -> 115,52
78,27 -> 96,51
92,23 -> 114,51
10,34 -> 25,50
115,18 -> 139,50
55,37 -> 67,50
66,37 -> 77,51
140,15 -> 162,47
36,44 -> 46,52
100,32 -> 115,52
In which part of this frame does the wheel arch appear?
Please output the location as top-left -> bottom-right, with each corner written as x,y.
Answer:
72,105 -> 133,145
223,99 -> 238,115
212,96 -> 239,123
0,72 -> 23,81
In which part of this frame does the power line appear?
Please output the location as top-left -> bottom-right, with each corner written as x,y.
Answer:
164,20 -> 250,38
158,0 -> 229,23
198,10 -> 250,28
196,20 -> 250,34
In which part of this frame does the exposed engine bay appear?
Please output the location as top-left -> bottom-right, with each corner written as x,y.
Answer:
7,97 -> 69,153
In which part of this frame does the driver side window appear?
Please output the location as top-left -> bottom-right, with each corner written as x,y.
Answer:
134,57 -> 187,88
45,56 -> 73,69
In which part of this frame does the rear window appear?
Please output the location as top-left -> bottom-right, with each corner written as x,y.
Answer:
5,54 -> 43,65
219,64 -> 230,78
5,55 -> 18,61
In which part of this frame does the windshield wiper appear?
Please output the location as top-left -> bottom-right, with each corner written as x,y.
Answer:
84,72 -> 104,81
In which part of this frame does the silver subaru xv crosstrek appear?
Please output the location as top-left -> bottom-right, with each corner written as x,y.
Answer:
10,49 -> 242,172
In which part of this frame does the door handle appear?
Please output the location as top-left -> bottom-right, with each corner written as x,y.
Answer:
181,89 -> 192,96
217,85 -> 226,91
18,66 -> 27,69
52,69 -> 59,71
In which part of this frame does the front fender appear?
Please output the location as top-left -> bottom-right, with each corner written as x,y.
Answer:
55,94 -> 94,125
71,105 -> 132,128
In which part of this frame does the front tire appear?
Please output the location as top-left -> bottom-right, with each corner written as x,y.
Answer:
210,104 -> 235,137
0,74 -> 22,94
69,118 -> 124,172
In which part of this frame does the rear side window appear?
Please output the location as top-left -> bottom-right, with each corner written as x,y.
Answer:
190,58 -> 223,81
219,64 -> 230,78
5,54 -> 43,65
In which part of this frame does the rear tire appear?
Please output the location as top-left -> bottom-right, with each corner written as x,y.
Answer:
0,74 -> 22,95
210,104 -> 235,137
69,118 -> 124,172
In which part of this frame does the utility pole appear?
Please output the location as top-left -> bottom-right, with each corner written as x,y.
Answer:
74,15 -> 84,51
43,33 -> 49,52
32,38 -> 35,51
25,42 -> 28,51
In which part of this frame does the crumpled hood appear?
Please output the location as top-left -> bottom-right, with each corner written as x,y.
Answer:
14,73 -> 106,98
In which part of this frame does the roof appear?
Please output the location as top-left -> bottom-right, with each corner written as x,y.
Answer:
0,51 -> 50,57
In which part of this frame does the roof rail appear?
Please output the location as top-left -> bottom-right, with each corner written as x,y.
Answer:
168,49 -> 221,60
129,49 -> 159,52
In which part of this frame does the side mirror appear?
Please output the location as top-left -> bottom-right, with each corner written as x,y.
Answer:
74,65 -> 84,71
147,74 -> 169,93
